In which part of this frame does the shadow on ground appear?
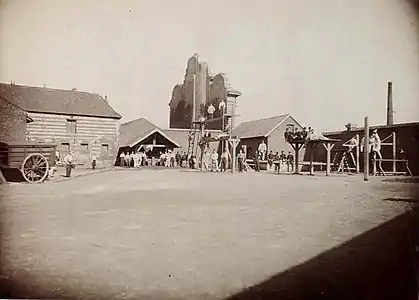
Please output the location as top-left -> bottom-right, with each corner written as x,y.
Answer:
0,207 -> 418,299
226,207 -> 419,300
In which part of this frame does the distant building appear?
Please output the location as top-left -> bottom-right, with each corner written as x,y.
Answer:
118,117 -> 222,162
231,114 -> 304,160
117,118 -> 181,164
0,83 -> 121,167
168,54 -> 241,130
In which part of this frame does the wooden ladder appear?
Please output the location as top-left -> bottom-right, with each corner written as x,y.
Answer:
338,151 -> 356,173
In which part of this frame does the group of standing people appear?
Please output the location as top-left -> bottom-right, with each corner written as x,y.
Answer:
201,149 -> 231,172
119,151 -> 148,168
119,150 -> 199,169
252,149 -> 294,172
284,126 -> 329,143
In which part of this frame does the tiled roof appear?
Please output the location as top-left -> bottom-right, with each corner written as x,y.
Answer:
231,114 -> 291,139
0,83 -> 121,119
162,129 -> 190,150
119,118 -> 180,148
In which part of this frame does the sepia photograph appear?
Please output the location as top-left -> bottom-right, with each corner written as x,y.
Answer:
0,0 -> 419,299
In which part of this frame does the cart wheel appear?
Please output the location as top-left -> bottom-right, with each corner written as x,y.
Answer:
21,153 -> 49,183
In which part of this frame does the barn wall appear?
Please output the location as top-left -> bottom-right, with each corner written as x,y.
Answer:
0,98 -> 27,143
26,112 -> 120,167
268,118 -> 304,157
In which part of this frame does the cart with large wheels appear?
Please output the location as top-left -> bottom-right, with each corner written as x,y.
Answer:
0,142 -> 56,183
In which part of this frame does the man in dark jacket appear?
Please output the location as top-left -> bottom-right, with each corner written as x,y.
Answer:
254,150 -> 260,172
287,151 -> 294,172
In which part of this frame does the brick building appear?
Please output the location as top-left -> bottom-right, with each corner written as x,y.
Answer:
0,83 -> 121,168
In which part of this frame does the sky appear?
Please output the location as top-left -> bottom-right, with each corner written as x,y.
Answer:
1,0 -> 418,132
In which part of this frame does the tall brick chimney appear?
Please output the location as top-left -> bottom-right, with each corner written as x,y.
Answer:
387,81 -> 394,126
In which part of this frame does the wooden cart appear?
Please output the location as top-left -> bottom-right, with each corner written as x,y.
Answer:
0,142 -> 56,183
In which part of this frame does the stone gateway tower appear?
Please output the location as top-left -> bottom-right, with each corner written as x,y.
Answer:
169,54 -> 240,130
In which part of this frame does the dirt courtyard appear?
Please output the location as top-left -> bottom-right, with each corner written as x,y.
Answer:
1,169 -> 418,299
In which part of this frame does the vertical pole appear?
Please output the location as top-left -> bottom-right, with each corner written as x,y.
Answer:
326,143 -> 331,176
231,97 -> 236,135
294,144 -> 299,175
364,117 -> 369,181
221,108 -> 224,152
310,144 -> 314,175
231,140 -> 237,174
192,74 -> 196,123
392,131 -> 396,173
373,153 -> 377,176
200,122 -> 205,170
355,134 -> 360,173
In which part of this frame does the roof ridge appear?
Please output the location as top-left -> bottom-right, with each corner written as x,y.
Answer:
121,117 -> 159,128
97,94 -> 122,119
0,82 -> 121,119
241,113 -> 290,124
0,82 -> 96,95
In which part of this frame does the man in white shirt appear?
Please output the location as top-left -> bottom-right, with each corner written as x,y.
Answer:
211,149 -> 219,172
258,140 -> 267,161
218,100 -> 226,115
133,151 -> 140,168
64,151 -> 74,177
371,130 -> 381,155
207,104 -> 215,119
220,150 -> 228,172
203,149 -> 210,171
139,152 -> 145,166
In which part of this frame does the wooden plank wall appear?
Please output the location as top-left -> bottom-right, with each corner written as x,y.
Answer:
26,112 -> 120,167
8,145 -> 55,169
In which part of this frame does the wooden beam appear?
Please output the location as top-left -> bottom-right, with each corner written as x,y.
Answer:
0,168 -> 8,184
355,134 -> 360,173
193,116 -> 231,125
294,143 -> 300,174
392,132 -> 396,173
321,142 -> 335,176
364,117 -> 369,181
309,144 -> 314,175
372,154 -> 376,176
376,159 -> 408,162
228,138 -> 240,174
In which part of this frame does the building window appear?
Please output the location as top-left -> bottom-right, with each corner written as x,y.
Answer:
66,119 -> 77,134
286,124 -> 295,133
61,142 -> 70,152
80,143 -> 89,151
101,144 -> 109,152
